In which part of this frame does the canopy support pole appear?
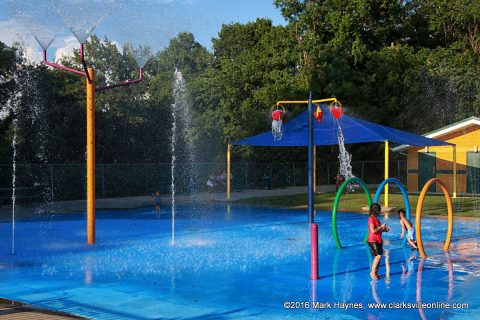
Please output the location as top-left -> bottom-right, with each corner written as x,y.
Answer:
308,93 -> 314,223
384,141 -> 389,208
313,146 -> 317,193
453,145 -> 457,198
308,92 -> 318,280
227,144 -> 231,202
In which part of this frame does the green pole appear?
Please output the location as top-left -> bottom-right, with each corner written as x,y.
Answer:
332,177 -> 372,248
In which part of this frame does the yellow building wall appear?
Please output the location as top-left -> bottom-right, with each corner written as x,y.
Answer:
406,124 -> 480,193
407,149 -> 418,191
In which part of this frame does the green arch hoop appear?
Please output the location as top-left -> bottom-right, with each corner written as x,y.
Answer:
332,177 -> 372,249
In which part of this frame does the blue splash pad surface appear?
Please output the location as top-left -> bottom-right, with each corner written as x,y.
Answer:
0,204 -> 478,319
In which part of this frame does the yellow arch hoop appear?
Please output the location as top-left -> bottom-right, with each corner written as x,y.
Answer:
415,178 -> 454,258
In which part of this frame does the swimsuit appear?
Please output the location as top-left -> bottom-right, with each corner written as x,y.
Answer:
368,242 -> 383,256
368,216 -> 383,256
406,228 -> 415,241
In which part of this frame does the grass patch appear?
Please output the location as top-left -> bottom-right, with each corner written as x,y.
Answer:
237,192 -> 480,217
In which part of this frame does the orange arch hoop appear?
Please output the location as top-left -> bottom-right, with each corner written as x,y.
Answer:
416,178 -> 454,258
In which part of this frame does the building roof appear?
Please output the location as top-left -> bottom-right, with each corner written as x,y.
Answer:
392,116 -> 480,152
231,104 -> 452,147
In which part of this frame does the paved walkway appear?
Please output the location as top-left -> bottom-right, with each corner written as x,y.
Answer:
0,185 -> 338,219
0,299 -> 86,319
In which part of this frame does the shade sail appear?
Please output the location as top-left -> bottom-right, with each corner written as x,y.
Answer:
231,104 -> 453,147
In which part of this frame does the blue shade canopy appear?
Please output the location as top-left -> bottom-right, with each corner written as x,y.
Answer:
232,105 -> 453,147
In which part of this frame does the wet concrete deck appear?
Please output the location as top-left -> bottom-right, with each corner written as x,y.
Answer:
0,299 -> 86,319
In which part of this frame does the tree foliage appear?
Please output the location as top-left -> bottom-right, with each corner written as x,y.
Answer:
0,0 -> 478,168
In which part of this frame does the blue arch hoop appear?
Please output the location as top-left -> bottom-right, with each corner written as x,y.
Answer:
373,177 -> 411,247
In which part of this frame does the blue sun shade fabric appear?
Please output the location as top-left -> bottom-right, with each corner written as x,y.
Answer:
232,104 -> 453,147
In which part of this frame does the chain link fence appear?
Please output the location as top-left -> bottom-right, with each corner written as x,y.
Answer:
0,160 -> 407,203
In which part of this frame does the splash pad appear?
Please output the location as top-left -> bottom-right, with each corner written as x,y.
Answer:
0,203 -> 477,319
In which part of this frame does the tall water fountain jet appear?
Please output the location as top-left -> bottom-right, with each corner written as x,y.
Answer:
170,91 -> 177,245
5,51 -> 52,253
5,54 -> 22,255
10,122 -> 17,255
170,69 -> 197,244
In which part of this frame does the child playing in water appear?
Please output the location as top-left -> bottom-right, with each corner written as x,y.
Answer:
153,191 -> 162,213
368,203 -> 388,280
398,209 -> 418,249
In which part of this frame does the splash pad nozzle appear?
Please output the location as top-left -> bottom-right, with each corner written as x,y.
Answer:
42,43 -> 91,81
41,42 -> 145,90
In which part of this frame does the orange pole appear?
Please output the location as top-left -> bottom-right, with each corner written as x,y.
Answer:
227,144 -> 231,201
86,68 -> 96,244
415,178 -> 453,258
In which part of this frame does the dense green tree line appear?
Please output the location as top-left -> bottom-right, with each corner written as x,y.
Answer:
0,0 -> 478,168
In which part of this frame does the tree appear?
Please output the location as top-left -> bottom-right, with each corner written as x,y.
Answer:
0,41 -> 19,163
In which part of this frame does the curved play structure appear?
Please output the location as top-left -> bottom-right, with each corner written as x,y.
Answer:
333,177 -> 454,254
415,178 -> 454,258
332,177 -> 372,249
373,177 -> 411,247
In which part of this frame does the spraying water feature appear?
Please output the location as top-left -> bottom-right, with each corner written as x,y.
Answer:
125,44 -> 152,69
10,122 -> 17,255
13,0 -> 145,245
13,1 -> 60,52
330,103 -> 355,185
54,0 -> 117,45
335,121 -> 354,181
170,85 -> 178,245
5,51 -> 54,253
170,68 -> 198,244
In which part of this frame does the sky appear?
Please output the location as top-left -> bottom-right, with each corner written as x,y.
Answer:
0,0 -> 286,63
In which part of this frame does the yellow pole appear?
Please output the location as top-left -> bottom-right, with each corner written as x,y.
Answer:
227,144 -> 231,201
313,145 -> 316,193
86,68 -> 95,245
453,145 -> 457,198
384,141 -> 389,208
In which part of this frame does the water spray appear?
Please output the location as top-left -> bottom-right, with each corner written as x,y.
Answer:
32,3 -> 146,244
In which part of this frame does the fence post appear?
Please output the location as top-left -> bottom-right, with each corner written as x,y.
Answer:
50,164 -> 54,201
270,163 -> 273,186
101,164 -> 105,198
397,160 -> 399,181
292,162 -> 296,186
145,164 -> 149,195
327,162 -> 330,184
245,162 -> 248,189
361,161 -> 365,181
